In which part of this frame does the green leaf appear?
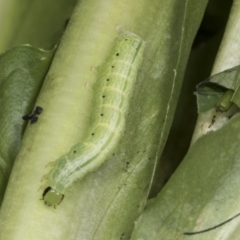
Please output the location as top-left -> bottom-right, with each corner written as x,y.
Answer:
131,114 -> 240,240
0,45 -> 55,204
196,65 -> 240,113
196,84 -> 225,112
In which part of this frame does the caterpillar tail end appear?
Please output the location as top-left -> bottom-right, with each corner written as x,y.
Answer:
42,186 -> 64,207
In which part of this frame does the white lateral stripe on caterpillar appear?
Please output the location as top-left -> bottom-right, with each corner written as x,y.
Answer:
42,32 -> 145,207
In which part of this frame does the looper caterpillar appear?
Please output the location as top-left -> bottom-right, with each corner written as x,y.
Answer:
42,32 -> 145,207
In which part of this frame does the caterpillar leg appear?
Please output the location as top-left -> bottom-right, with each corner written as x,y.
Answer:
40,171 -> 50,183
45,160 -> 57,168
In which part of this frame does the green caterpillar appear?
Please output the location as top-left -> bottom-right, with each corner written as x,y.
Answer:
42,32 -> 145,207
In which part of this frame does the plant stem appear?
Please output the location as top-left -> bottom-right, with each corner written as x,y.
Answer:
0,0 -> 206,239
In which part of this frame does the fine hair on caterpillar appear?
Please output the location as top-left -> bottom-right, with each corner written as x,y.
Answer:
41,31 -> 146,207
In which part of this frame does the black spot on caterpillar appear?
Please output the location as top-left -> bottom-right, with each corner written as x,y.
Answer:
41,31 -> 145,207
22,106 -> 43,124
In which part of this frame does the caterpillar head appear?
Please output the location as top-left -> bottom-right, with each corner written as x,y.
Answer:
42,187 -> 64,207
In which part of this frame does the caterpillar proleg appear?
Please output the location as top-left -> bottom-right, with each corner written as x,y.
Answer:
42,32 -> 145,207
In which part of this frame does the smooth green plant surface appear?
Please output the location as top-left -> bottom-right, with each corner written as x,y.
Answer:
0,0 -> 77,52
131,114 -> 240,240
0,0 -> 209,239
0,45 -> 55,205
131,1 -> 240,240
